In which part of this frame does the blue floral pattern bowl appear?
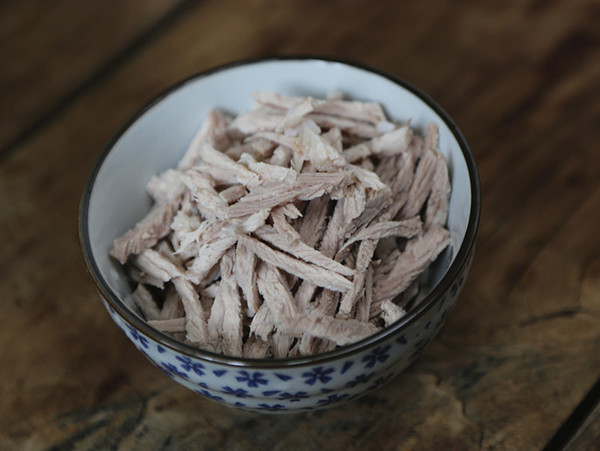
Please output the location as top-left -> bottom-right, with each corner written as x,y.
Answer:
80,57 -> 480,413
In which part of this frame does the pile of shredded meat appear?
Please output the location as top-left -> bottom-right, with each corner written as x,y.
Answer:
110,92 -> 451,358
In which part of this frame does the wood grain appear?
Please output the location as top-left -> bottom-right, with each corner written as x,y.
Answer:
0,0 -> 186,152
0,0 -> 599,449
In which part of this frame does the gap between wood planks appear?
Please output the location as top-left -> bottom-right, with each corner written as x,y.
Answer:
544,376 -> 600,450
0,0 -> 200,164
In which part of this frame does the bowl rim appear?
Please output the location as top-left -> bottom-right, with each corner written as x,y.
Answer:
79,55 -> 481,369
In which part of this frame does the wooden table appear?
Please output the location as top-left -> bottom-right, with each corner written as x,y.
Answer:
1,1 -> 599,449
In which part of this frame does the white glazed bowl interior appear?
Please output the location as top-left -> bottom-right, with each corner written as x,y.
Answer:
80,57 -> 479,411
87,59 -> 474,306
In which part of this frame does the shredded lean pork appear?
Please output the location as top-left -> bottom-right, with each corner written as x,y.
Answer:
110,92 -> 452,358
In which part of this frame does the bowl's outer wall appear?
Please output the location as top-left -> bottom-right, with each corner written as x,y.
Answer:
102,247 -> 474,413
80,57 -> 480,411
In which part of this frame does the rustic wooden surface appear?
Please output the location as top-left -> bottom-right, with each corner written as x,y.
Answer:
565,399 -> 600,451
1,0 -> 599,449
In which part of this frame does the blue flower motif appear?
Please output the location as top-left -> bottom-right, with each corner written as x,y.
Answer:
196,389 -> 224,402
368,373 -> 393,391
125,325 -> 149,349
396,335 -> 407,345
235,370 -> 268,388
222,386 -> 254,398
138,346 -> 152,359
274,373 -> 293,381
156,345 -> 166,353
278,391 -> 309,402
317,393 -> 349,406
451,278 -> 463,297
262,390 -> 280,396
345,372 -> 375,388
257,403 -> 286,411
413,338 -> 432,355
341,361 -> 354,374
160,362 -> 188,379
362,345 -> 391,369
302,366 -> 335,385
441,306 -> 450,319
175,355 -> 205,376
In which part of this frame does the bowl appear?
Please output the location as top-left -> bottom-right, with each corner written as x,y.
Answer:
79,56 -> 480,413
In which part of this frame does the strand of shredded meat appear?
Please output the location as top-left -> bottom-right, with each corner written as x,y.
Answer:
110,91 -> 452,358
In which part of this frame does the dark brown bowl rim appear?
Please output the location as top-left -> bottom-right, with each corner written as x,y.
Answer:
79,55 -> 481,369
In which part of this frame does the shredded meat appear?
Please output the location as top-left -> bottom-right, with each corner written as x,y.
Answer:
178,110 -> 232,170
338,216 -> 422,258
130,249 -> 185,282
160,285 -> 184,320
234,242 -> 260,317
271,331 -> 295,359
298,195 -> 330,248
254,224 -> 355,277
249,300 -> 275,341
372,225 -> 450,310
110,92 -> 453,358
239,234 -> 353,293
185,235 -> 237,285
132,284 -> 161,320
337,239 -> 378,319
110,201 -> 180,264
355,264 -> 374,322
424,124 -> 451,230
172,277 -> 208,346
281,311 -> 379,346
207,283 -> 225,352
219,249 -> 243,357
227,172 -> 348,219
253,92 -> 386,124
219,184 -> 248,204
380,300 -> 407,326
148,317 -> 186,333
401,148 -> 438,219
243,335 -> 271,359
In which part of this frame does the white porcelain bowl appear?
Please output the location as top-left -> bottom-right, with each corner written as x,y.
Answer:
79,57 -> 480,413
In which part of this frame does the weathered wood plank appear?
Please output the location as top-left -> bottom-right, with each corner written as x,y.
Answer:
0,0 -> 186,152
0,0 -> 599,449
